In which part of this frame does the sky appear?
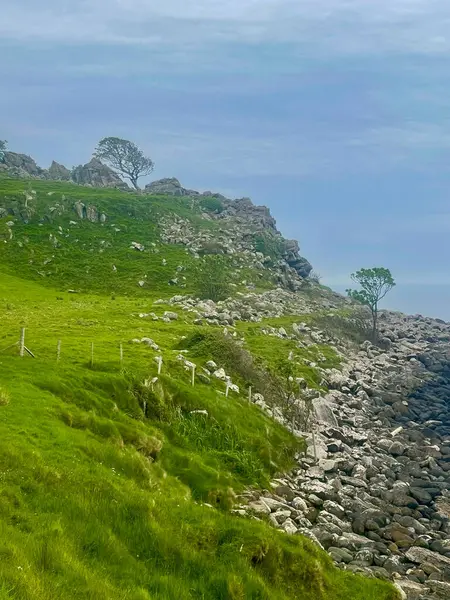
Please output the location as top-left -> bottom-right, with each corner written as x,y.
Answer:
2,0 -> 450,319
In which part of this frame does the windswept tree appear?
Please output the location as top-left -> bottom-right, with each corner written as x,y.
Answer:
94,137 -> 154,190
0,140 -> 7,163
346,267 -> 395,341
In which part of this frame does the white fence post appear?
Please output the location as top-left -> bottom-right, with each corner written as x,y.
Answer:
19,328 -> 25,357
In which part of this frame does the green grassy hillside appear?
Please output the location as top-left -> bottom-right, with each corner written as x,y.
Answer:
0,177 -> 399,600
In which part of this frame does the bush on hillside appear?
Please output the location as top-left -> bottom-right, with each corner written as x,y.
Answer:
199,196 -> 225,213
193,255 -> 231,301
313,308 -> 372,345
307,270 -> 322,284
198,240 -> 226,256
253,231 -> 284,263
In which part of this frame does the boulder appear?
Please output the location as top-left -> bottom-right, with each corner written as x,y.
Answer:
405,547 -> 450,575
48,160 -> 71,180
71,158 -> 128,189
1,151 -> 44,178
145,178 -> 188,196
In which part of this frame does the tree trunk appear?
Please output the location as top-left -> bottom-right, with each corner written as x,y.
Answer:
130,177 -> 139,190
371,308 -> 378,342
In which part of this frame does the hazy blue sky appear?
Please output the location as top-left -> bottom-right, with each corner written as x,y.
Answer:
2,1 -> 450,319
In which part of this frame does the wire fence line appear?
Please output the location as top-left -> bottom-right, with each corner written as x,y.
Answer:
1,328 -> 250,399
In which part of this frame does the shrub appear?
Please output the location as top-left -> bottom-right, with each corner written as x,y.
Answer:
253,232 -> 284,262
307,270 -> 322,284
193,256 -> 231,302
198,240 -> 226,256
199,196 -> 225,213
180,331 -> 284,407
313,308 -> 372,345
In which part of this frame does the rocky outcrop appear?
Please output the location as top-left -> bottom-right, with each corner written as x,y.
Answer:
71,158 -> 128,189
0,151 -> 45,179
73,201 -> 106,223
48,160 -> 71,181
145,178 -> 190,196
282,239 -> 313,278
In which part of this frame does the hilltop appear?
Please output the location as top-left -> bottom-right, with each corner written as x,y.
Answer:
0,168 -> 448,600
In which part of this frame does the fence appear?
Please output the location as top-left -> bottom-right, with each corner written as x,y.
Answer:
2,328 -> 319,456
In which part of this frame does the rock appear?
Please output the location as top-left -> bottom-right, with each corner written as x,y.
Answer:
48,160 -> 71,180
428,580 -> 450,597
213,368 -> 227,380
405,547 -> 450,574
86,205 -> 99,223
71,158 -> 128,189
389,441 -> 406,457
261,497 -> 289,512
292,497 -> 308,512
248,500 -> 271,515
145,178 -> 188,196
328,547 -> 353,564
281,518 -> 298,535
131,242 -> 145,251
352,549 -> 374,567
410,487 -> 433,504
1,151 -> 44,178
322,500 -> 346,520
163,311 -> 179,321
393,583 -> 407,600
74,201 -> 85,219
394,580 -> 428,600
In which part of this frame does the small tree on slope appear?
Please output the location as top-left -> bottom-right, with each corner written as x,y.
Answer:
94,137 -> 154,190
346,267 -> 395,341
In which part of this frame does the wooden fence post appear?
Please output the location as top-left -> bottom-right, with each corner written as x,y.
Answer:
57,340 -> 61,362
225,380 -> 230,397
19,328 -> 25,357
191,365 -> 196,387
90,342 -> 94,368
248,386 -> 252,403
157,356 -> 163,375
119,343 -> 123,369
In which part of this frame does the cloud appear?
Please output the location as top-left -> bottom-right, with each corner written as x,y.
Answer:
2,0 -> 450,57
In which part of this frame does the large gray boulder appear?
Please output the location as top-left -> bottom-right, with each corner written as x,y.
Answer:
71,158 -> 128,189
48,160 -> 71,181
145,178 -> 189,196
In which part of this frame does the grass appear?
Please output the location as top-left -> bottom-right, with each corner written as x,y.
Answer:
0,177 -> 400,599
0,177 -> 275,297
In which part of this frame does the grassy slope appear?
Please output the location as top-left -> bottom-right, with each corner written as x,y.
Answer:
0,178 -> 398,600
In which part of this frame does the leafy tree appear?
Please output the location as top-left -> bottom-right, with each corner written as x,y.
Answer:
346,267 -> 395,341
94,137 -> 154,190
194,256 -> 231,302
0,140 -> 7,163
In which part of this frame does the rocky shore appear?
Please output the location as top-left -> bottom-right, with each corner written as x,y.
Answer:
234,311 -> 450,599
